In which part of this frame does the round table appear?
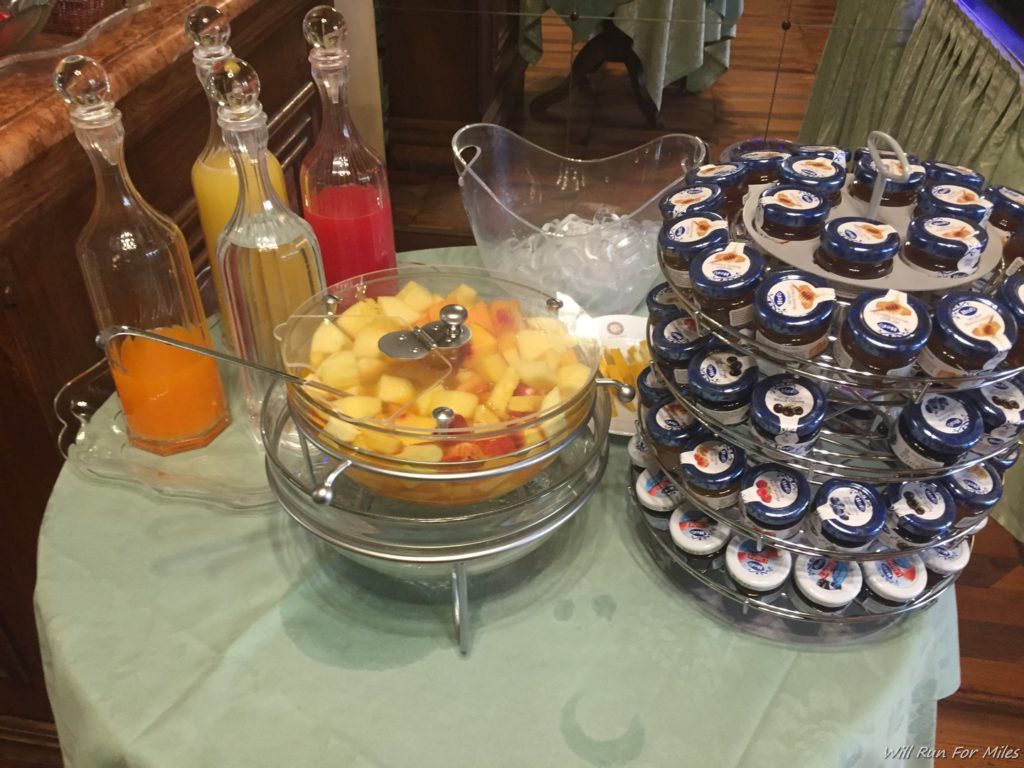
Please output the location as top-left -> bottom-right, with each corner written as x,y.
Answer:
37,248 -> 960,768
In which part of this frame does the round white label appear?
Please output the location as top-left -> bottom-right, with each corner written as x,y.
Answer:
655,402 -> 695,432
792,157 -> 840,178
762,189 -> 822,210
663,317 -> 700,344
817,485 -> 875,527
743,150 -> 787,160
837,220 -> 898,244
950,300 -> 1012,351
920,394 -> 971,435
862,290 -> 919,338
931,185 -> 990,208
764,382 -> 814,431
639,471 -> 680,504
682,440 -> 736,475
997,186 -> 1024,205
951,465 -> 994,495
674,510 -> 719,541
699,350 -> 752,385
765,280 -> 836,318
741,470 -> 799,509
697,163 -> 742,178
700,243 -> 752,282
803,558 -> 854,592
891,481 -> 947,520
735,540 -> 784,576
982,380 -> 1024,425
875,556 -> 920,587
924,219 -> 983,257
668,217 -> 728,244
668,187 -> 713,211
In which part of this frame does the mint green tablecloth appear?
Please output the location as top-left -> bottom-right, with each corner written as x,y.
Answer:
36,248 -> 960,767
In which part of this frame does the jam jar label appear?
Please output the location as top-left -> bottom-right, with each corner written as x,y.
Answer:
817,485 -> 875,526
791,157 -> 840,179
663,317 -> 701,344
877,556 -> 918,586
761,188 -> 822,210
643,367 -> 668,392
641,471 -> 681,502
996,186 -> 1024,205
931,185 -> 991,209
700,243 -> 752,282
668,217 -> 728,244
921,394 -> 971,435
697,163 -> 742,179
934,162 -> 976,176
653,286 -> 686,309
805,557 -> 851,591
742,150 -> 786,160
668,187 -> 713,212
950,299 -> 1012,352
923,218 -> 983,264
930,543 -> 960,561
740,470 -> 799,509
951,465 -> 994,495
802,146 -> 847,165
681,440 -> 736,475
891,481 -> 947,520
766,280 -> 836,317
764,382 -> 814,433
837,220 -> 898,245
862,290 -> 919,338
981,380 -> 1024,433
655,402 -> 695,432
676,511 -> 717,540
698,350 -> 753,385
736,540 -> 781,575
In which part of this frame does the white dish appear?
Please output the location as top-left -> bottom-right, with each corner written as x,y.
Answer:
595,314 -> 649,436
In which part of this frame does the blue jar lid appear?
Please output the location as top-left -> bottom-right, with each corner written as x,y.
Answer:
923,161 -> 985,190
757,185 -> 831,229
685,162 -> 748,188
942,462 -> 1003,512
689,242 -> 766,299
884,480 -> 956,540
659,212 -> 730,259
749,374 -> 827,441
643,400 -> 702,448
740,463 -> 811,528
778,155 -> 846,193
813,479 -> 887,547
637,364 -> 671,407
899,393 -> 983,455
853,148 -> 920,167
991,445 -> 1019,473
932,292 -> 1018,361
986,185 -> 1024,223
687,346 -> 758,403
796,145 -> 849,167
680,435 -> 746,490
646,283 -> 686,319
906,216 -> 988,274
997,274 -> 1024,327
651,315 -> 710,364
659,183 -> 725,220
843,289 -> 931,359
854,155 -> 926,192
917,186 -> 993,227
739,149 -> 790,172
820,216 -> 901,265
754,269 -> 836,336
962,376 -> 1024,434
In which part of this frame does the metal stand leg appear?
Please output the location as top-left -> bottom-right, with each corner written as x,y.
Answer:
451,561 -> 470,656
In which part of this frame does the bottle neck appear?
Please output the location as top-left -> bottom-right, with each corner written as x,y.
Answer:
194,55 -> 227,158
312,63 -> 357,142
75,119 -> 142,212
220,114 -> 285,215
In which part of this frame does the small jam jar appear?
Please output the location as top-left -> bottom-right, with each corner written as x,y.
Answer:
724,538 -> 793,601
646,283 -> 687,327
684,162 -> 749,216
986,185 -> 1024,234
915,185 -> 993,226
902,216 -> 988,277
634,468 -> 684,530
814,217 -> 901,279
739,463 -> 811,540
687,346 -> 758,425
806,479 -> 886,553
891,393 -> 983,469
669,508 -> 732,569
796,144 -> 849,168
679,435 -> 746,510
921,540 -> 971,580
749,374 -> 827,455
922,160 -> 985,190
990,444 -> 1019,476
861,555 -> 927,612
739,150 -> 790,184
963,376 -> 1024,450
627,432 -> 652,470
996,275 -> 1024,368
753,269 -> 836,358
688,242 -> 766,328
659,182 -> 725,221
651,315 -> 710,386
849,155 -> 926,207
917,292 -> 1018,378
882,480 -> 956,546
790,555 -> 863,614
659,212 -> 730,289
778,155 -> 846,206
941,462 -> 1003,517
643,400 -> 703,465
832,289 -> 931,375
636,363 -> 671,409
755,185 -> 830,241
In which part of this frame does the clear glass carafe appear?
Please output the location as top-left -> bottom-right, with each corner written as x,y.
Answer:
54,55 -> 230,455
300,5 -> 396,286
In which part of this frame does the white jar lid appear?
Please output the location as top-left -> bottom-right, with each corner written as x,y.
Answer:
725,537 -> 793,592
921,540 -> 971,576
635,468 -> 682,513
669,508 -> 731,555
628,433 -> 651,468
863,555 -> 927,603
792,555 -> 863,609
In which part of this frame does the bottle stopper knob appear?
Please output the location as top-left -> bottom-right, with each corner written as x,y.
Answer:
303,5 -> 347,50
54,55 -> 118,124
185,5 -> 231,57
207,56 -> 262,119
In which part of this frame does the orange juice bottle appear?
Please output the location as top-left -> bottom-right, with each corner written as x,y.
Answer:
55,56 -> 230,455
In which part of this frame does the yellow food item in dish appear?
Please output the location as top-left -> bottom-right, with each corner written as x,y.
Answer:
599,341 -> 650,416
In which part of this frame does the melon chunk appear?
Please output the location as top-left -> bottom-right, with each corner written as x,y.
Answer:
396,281 -> 434,313
337,299 -> 380,338
507,395 -> 542,415
447,283 -> 478,307
324,416 -> 360,444
557,363 -> 592,396
317,350 -> 359,391
353,317 -> 403,358
335,395 -> 383,420
515,329 -> 553,362
359,429 -> 403,455
309,321 -> 349,367
487,368 -> 520,417
397,443 -> 444,463
377,374 -> 415,404
377,295 -> 420,327
473,404 -> 501,425
432,389 -> 479,417
475,352 -> 508,384
516,360 -> 558,391
539,387 -> 568,438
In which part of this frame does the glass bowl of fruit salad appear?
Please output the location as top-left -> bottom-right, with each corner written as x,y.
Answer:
276,264 -> 609,506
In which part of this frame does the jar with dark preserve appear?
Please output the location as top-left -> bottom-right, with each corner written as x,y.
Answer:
917,292 -> 1018,378
739,150 -> 790,184
941,462 -> 1003,517
688,242 -> 766,328
849,155 -> 926,207
739,463 -> 811,540
921,540 -> 971,579
679,435 -> 746,510
915,185 -> 993,226
749,374 -> 827,455
634,468 -> 683,530
832,289 -> 931,375
881,480 -> 956,546
650,315 -> 710,386
753,269 -> 836,358
901,216 -> 988,277
891,392 -> 983,470
790,555 -> 863,614
668,508 -> 732,570
645,283 -> 687,326
687,346 -> 758,424
797,144 -> 849,168
806,479 -> 886,553
996,274 -> 1024,368
853,148 -> 920,167
658,182 -> 725,222
636,363 -> 671,409
778,155 -> 846,206
724,538 -> 793,601
861,555 -> 927,612
643,400 -> 704,467
813,217 -> 901,279
922,160 -> 985,190
658,211 -> 730,289
963,376 -> 1024,450
684,162 -> 749,217
756,185 -> 830,241
984,185 -> 1024,233
627,432 -> 652,470
990,444 -> 1019,476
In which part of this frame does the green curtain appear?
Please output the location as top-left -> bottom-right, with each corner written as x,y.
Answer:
801,0 -> 1024,186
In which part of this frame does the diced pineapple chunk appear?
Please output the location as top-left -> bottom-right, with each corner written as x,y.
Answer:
515,329 -> 553,362
377,295 -> 421,327
473,404 -> 501,425
394,413 -> 437,445
359,428 -> 403,455
520,426 -> 547,448
557,363 -> 592,396
335,395 -> 383,420
487,368 -> 520,417
516,360 -> 558,391
377,374 -> 416,404
357,356 -> 389,385
543,349 -> 563,374
413,387 -> 439,416
559,348 -> 580,368
309,321 -> 349,367
539,387 -> 567,438
466,322 -> 497,355
353,317 -> 404,358
455,369 -> 489,395
475,352 -> 508,384
396,280 -> 434,313
323,416 -> 360,444
447,283 -> 478,307
397,443 -> 444,463
525,316 -> 568,335
500,347 -> 521,366
507,394 -> 542,414
432,389 -> 480,417
337,299 -> 380,338
317,350 -> 359,391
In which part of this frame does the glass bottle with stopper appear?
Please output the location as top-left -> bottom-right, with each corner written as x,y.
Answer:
300,5 -> 396,286
185,5 -> 290,337
208,55 -> 325,419
54,55 -> 230,455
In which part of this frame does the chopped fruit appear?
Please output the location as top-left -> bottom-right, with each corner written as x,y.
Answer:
539,387 -> 567,438
396,443 -> 444,462
445,414 -> 470,431
507,394 -> 542,415
317,350 -> 360,391
466,302 -> 494,333
517,360 -> 557,391
377,374 -> 415,404
412,387 -> 439,416
500,347 -> 521,366
487,368 -> 520,416
432,389 -> 480,417
559,348 -> 580,368
396,280 -> 434,313
335,395 -> 383,420
394,413 -> 437,445
353,317 -> 404,358
447,283 -> 478,307
557,363 -> 592,396
472,404 -> 501,425
443,441 -> 487,462
489,299 -> 524,333
544,349 -> 563,373
323,416 -> 360,443
520,426 -> 546,448
357,356 -> 389,385
302,375 -> 337,405
420,299 -> 449,326
466,322 -> 497,355
310,321 -> 349,367
514,383 -> 541,397
526,316 -> 568,335
455,369 -> 489,395
359,429 -> 403,455
337,298 -> 380,338
516,329 -> 553,362
474,352 -> 508,384
377,295 -> 420,326
478,435 -> 518,456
